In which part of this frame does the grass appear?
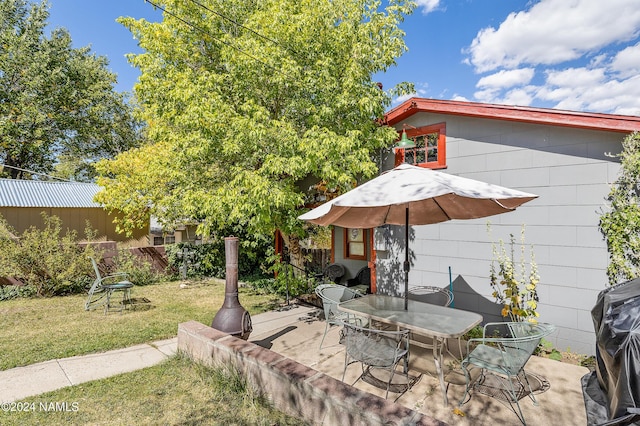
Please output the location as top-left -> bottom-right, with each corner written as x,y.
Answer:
0,278 -> 305,425
0,355 -> 305,426
0,278 -> 283,370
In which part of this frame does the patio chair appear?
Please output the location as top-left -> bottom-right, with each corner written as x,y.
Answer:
315,284 -> 365,348
408,285 -> 453,306
346,266 -> 371,295
85,257 -> 134,314
341,322 -> 411,399
458,321 -> 556,425
407,286 -> 458,354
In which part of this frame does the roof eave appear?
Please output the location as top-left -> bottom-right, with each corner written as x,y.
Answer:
385,97 -> 640,133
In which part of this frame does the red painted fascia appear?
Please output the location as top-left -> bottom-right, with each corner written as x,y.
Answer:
385,97 -> 640,133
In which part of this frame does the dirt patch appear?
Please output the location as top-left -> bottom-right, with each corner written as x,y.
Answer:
539,350 -> 596,371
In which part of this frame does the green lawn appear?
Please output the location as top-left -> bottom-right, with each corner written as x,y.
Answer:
0,355 -> 305,426
0,279 -> 283,370
0,279 -> 307,425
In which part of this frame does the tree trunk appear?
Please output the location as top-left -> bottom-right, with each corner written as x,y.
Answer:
280,233 -> 305,277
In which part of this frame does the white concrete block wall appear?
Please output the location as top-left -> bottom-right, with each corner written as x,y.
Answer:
378,113 -> 625,356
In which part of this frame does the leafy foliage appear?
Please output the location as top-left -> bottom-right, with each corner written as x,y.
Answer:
599,132 -> 640,285
488,224 -> 540,322
0,0 -> 142,181
109,249 -> 164,286
0,213 -> 99,296
165,232 -> 272,280
95,0 -> 415,246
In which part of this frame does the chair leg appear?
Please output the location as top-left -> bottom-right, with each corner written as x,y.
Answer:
504,375 -> 527,425
519,369 -> 539,406
319,322 -> 330,349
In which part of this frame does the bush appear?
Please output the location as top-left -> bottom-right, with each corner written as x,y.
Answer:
166,233 -> 271,280
110,250 -> 164,286
0,213 -> 100,297
0,283 -> 37,301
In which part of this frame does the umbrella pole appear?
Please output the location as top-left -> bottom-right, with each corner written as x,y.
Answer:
404,207 -> 410,310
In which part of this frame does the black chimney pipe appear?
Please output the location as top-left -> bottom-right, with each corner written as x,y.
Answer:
211,237 -> 252,340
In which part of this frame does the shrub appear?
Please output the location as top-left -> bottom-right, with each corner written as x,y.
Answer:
110,249 -> 164,286
0,283 -> 37,301
0,213 -> 100,297
166,233 -> 271,280
599,132 -> 640,285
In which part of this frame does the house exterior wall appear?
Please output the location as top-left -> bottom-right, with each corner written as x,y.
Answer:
332,227 -> 369,282
378,112 -> 625,356
0,207 -> 149,245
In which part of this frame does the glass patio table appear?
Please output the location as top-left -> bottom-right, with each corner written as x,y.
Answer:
338,294 -> 482,405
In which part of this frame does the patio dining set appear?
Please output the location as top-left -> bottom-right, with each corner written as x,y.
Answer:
315,282 -> 555,425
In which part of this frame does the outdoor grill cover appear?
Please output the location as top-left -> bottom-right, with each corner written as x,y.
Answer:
582,277 -> 640,425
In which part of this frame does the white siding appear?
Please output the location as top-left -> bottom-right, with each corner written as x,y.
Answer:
378,114 -> 626,355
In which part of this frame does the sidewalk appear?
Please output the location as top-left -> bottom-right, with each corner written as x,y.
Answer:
0,338 -> 177,403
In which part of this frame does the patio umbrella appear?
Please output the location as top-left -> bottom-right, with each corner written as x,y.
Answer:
298,163 -> 538,309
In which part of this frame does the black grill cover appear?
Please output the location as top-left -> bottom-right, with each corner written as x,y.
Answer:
582,278 -> 640,425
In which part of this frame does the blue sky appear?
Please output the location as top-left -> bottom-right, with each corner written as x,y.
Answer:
45,0 -> 640,116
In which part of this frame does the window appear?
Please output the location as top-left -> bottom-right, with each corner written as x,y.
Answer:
394,122 -> 446,169
344,228 -> 367,260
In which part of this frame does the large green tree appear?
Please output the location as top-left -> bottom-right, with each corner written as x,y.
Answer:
96,0 -> 415,263
0,0 -> 141,181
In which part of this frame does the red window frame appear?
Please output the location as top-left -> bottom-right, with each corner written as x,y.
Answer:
394,122 -> 447,169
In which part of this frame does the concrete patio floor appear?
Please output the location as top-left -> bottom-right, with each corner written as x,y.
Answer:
247,303 -> 590,426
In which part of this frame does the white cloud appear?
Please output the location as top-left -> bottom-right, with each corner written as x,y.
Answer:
415,0 -> 441,15
501,88 -> 535,106
536,67 -> 640,115
463,0 -> 640,115
544,67 -> 605,88
451,94 -> 470,102
473,88 -> 500,103
467,0 -> 640,73
611,42 -> 640,78
392,85 -> 429,105
476,68 -> 535,89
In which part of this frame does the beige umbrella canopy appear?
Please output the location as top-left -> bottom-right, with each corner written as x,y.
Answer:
299,163 -> 538,309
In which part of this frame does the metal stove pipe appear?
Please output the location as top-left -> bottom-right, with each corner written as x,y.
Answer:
211,236 -> 252,340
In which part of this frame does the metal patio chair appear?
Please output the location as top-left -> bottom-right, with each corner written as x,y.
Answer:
85,257 -> 134,314
341,322 -> 411,399
408,285 -> 453,307
407,286 -> 459,355
458,321 -> 556,425
315,284 -> 365,348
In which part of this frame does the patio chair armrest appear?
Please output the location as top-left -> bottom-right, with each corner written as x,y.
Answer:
99,272 -> 130,284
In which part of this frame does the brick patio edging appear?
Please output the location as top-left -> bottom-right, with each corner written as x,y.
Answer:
177,321 -> 447,426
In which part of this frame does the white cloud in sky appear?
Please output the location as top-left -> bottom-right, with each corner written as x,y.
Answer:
392,84 -> 429,106
463,0 -> 640,115
611,42 -> 640,78
476,68 -> 535,89
468,0 -> 640,73
415,0 -> 441,15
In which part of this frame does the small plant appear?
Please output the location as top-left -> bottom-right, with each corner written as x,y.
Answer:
488,224 -> 540,322
536,338 -> 562,360
462,325 -> 484,341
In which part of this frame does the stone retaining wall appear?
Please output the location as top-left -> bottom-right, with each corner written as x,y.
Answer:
177,321 -> 446,426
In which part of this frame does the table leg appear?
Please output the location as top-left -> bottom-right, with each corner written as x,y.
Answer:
433,337 -> 448,405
